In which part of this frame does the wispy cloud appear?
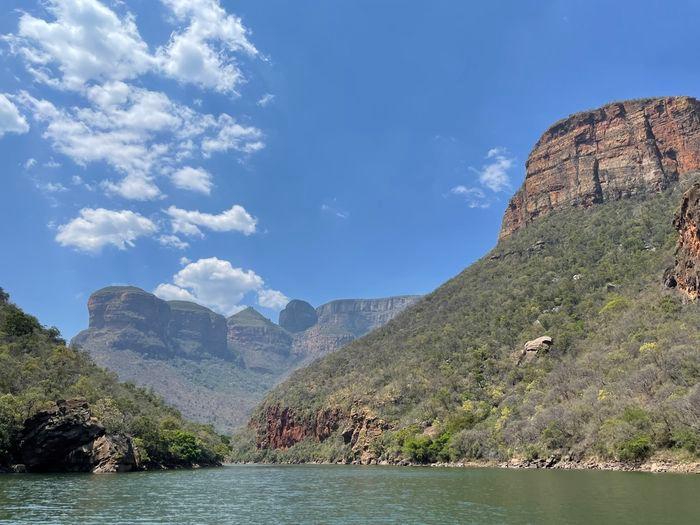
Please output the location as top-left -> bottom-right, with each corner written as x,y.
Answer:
448,146 -> 515,208
321,200 -> 349,219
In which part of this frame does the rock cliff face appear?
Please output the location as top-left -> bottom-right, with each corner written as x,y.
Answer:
73,288 -> 419,432
665,183 -> 700,298
501,96 -> 700,238
19,399 -> 137,473
255,405 -> 343,450
74,286 -> 231,360
279,300 -> 318,333
227,307 -> 293,373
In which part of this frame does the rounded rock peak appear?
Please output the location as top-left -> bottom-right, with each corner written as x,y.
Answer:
279,299 -> 318,333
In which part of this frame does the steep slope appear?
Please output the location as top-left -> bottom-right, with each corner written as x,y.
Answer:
240,98 -> 700,468
0,289 -> 228,472
73,289 -> 419,432
501,96 -> 700,238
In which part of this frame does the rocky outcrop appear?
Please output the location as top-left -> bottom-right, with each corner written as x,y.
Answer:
227,307 -> 293,373
340,407 -> 389,464
665,183 -> 700,298
73,287 -> 232,360
254,405 -> 344,449
19,399 -> 137,473
291,296 -> 421,359
501,96 -> 700,238
517,335 -> 553,365
168,301 -> 228,359
279,300 -> 318,333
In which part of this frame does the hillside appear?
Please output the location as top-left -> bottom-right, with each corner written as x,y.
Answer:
237,97 -> 700,469
72,291 -> 419,432
0,289 -> 228,472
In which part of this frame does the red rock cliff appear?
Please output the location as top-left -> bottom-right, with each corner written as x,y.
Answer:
500,96 -> 700,238
665,183 -> 700,299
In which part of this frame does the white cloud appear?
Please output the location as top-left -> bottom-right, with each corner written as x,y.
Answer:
0,94 -> 29,137
153,282 -> 197,302
157,0 -> 258,93
155,257 -> 270,315
55,208 -> 157,253
102,174 -> 162,201
321,201 -> 349,219
166,204 -> 257,237
24,158 -> 37,170
474,147 -> 513,192
257,93 -> 275,107
16,87 -> 263,200
170,166 -> 213,194
36,181 -> 68,193
158,234 -> 189,250
257,289 -> 289,310
449,186 -> 489,208
201,114 -> 264,157
7,0 -> 154,90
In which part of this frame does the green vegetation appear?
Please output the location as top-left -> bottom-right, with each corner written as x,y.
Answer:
0,291 -> 229,468
238,187 -> 700,465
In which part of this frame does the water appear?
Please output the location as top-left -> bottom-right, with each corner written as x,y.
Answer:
0,465 -> 698,524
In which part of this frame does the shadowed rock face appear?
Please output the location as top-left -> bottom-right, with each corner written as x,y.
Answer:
72,288 -> 420,431
501,96 -> 700,238
279,300 -> 318,333
19,399 -> 137,473
227,307 -> 293,374
665,183 -> 700,298
73,287 -> 230,360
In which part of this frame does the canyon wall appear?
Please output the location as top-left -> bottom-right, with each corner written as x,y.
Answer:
500,96 -> 700,238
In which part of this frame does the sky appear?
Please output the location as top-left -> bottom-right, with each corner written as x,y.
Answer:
2,0 -> 700,338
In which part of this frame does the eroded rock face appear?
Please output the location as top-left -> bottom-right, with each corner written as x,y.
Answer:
665,183 -> 700,298
227,307 -> 293,373
19,399 -> 137,473
73,287 -> 231,360
501,97 -> 700,239
254,405 -> 344,449
279,300 -> 318,333
168,301 -> 228,359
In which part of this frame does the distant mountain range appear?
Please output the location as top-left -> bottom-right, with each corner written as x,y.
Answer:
71,288 -> 419,432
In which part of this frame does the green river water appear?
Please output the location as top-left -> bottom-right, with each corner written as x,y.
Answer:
0,465 -> 698,524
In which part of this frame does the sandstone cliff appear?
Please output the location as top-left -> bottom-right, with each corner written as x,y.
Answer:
665,183 -> 700,298
73,288 -> 419,432
501,96 -> 700,238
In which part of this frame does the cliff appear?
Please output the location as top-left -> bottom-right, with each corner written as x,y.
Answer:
73,287 -> 232,360
73,288 -> 419,431
500,96 -> 700,238
665,183 -> 700,298
240,97 -> 700,468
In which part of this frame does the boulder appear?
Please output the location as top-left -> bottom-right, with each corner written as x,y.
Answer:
19,399 -> 137,473
517,336 -> 553,365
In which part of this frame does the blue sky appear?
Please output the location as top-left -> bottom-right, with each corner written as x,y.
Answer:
1,0 -> 700,338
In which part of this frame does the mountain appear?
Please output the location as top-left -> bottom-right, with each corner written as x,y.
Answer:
72,290 -> 419,432
0,289 -> 228,473
237,96 -> 700,470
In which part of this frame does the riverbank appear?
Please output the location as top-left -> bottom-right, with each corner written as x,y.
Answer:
236,453 -> 700,474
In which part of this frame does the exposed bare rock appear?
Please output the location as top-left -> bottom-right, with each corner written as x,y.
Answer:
665,183 -> 700,298
227,307 -> 293,373
254,405 -> 344,449
19,399 -> 137,473
168,300 -> 228,359
340,407 -> 389,464
279,300 -> 318,333
517,336 -> 553,365
501,96 -> 700,238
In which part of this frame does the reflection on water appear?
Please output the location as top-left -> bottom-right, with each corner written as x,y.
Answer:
0,465 -> 698,524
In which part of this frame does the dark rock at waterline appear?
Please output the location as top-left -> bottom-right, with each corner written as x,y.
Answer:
19,399 -> 137,473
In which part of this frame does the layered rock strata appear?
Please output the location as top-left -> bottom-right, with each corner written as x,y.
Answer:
501,96 -> 700,238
